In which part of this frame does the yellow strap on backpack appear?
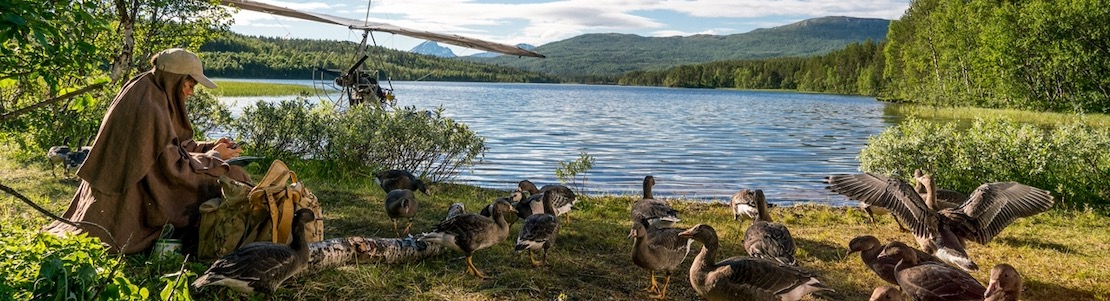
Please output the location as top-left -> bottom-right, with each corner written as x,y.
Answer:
250,160 -> 298,244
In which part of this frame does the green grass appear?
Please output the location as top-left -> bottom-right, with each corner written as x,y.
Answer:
2,149 -> 1109,300
885,103 -> 1110,127
209,80 -> 315,97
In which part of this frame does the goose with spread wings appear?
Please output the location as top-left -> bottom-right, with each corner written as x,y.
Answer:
825,172 -> 1053,272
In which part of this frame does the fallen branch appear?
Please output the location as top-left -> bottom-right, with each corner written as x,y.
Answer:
302,236 -> 445,274
299,203 -> 468,274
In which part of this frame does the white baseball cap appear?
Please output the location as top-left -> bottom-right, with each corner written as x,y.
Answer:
152,48 -> 217,89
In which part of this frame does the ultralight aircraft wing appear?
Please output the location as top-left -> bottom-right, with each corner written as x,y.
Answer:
220,0 -> 545,58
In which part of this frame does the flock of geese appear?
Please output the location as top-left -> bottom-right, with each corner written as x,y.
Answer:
192,169 -> 1053,301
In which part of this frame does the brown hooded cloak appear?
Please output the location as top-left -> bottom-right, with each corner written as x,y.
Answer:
45,70 -> 249,254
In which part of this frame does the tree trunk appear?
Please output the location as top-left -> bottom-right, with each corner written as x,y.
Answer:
301,236 -> 445,274
110,0 -> 138,83
297,203 -> 467,275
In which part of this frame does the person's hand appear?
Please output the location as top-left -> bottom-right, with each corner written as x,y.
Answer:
213,142 -> 241,159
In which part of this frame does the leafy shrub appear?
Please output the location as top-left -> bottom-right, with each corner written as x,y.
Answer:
185,90 -> 233,141
229,100 -> 485,183
0,227 -> 148,300
555,152 -> 594,194
859,116 -> 1110,207
228,96 -> 332,161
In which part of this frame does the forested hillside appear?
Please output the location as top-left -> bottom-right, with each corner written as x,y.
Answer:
617,41 -> 884,96
198,33 -> 558,83
623,0 -> 1110,113
465,16 -> 889,77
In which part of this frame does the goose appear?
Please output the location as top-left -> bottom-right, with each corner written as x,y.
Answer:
984,264 -> 1022,301
848,236 -> 942,285
869,285 -> 906,301
193,208 -> 317,298
419,199 -> 516,279
518,179 -> 577,223
878,242 -> 985,301
739,189 -> 797,266
630,175 -> 680,228
825,172 -> 1054,272
629,218 -> 693,299
374,169 -> 428,195
514,190 -> 560,267
46,141 -> 71,178
482,190 -> 525,226
384,189 -> 418,237
730,189 -> 760,222
446,202 -> 466,219
913,169 -> 967,210
678,224 -> 832,301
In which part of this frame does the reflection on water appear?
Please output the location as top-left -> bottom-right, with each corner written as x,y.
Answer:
217,80 -> 893,206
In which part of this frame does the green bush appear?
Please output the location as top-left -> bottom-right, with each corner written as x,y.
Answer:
859,117 -> 1110,207
555,151 -> 594,194
0,226 -> 148,300
229,100 -> 485,183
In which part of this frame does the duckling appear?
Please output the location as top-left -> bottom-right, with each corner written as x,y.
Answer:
740,189 -> 796,266
629,219 -> 692,299
518,179 -> 577,223
630,175 -> 680,228
385,189 -> 418,237
848,236 -> 941,285
985,264 -> 1022,301
826,172 -> 1054,272
419,199 -> 516,279
375,169 -> 428,195
878,242 -> 985,301
193,208 -> 317,298
678,224 -> 832,301
514,190 -> 560,267
869,285 -> 906,301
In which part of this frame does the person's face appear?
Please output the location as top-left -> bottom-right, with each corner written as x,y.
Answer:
183,78 -> 198,98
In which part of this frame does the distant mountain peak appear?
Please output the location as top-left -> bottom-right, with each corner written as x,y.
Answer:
411,41 -> 456,58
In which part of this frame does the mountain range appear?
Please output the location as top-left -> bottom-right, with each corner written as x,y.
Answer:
454,16 -> 889,77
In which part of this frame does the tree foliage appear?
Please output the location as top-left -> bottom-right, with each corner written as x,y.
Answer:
199,33 -> 559,83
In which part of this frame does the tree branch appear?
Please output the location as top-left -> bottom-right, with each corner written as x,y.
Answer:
0,82 -> 107,122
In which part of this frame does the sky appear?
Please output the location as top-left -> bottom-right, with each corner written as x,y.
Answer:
226,0 -> 911,56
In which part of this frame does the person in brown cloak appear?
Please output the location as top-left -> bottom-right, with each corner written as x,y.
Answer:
45,48 -> 251,254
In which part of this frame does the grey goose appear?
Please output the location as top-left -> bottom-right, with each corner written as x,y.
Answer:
629,218 -> 692,299
678,224 -> 832,301
878,242 -> 985,301
825,172 -> 1054,272
514,190 -> 560,267
193,208 -> 317,298
630,175 -> 680,228
739,189 -> 797,266
419,199 -> 516,279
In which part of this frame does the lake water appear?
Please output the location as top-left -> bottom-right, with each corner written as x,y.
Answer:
218,79 -> 894,206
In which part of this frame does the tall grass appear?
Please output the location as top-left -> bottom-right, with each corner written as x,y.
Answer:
210,80 -> 315,97
885,103 -> 1110,128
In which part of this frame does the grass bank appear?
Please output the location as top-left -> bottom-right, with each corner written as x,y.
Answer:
884,103 -> 1110,127
209,80 -> 315,97
2,152 -> 1108,300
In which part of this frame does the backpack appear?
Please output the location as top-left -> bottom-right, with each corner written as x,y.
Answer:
197,159 -> 324,259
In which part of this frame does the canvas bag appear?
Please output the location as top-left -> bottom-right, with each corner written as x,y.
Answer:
247,159 -> 324,245
197,159 -> 324,259
197,175 -> 260,259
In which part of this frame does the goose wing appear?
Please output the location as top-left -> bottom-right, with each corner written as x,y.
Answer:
631,198 -> 679,225
518,214 -> 558,245
715,257 -> 824,298
744,222 -> 797,265
825,173 -> 937,239
645,227 -> 693,267
898,263 -> 985,300
196,243 -> 297,288
952,182 -> 1054,244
